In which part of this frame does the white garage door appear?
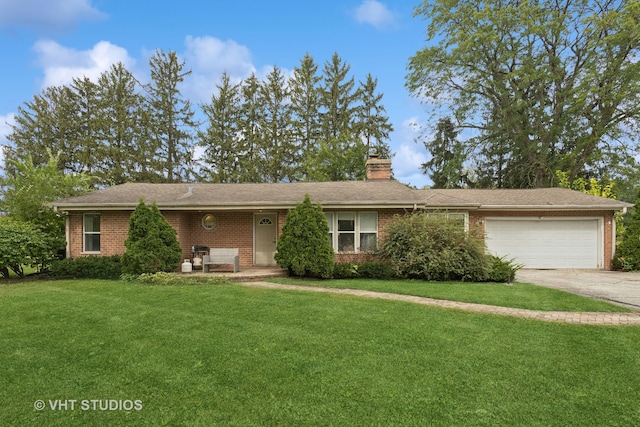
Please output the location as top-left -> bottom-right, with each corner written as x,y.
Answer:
485,218 -> 601,269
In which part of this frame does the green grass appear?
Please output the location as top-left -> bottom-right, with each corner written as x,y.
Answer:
266,277 -> 632,312
2,280 -> 640,426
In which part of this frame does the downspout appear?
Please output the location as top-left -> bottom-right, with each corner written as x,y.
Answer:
612,215 -> 617,269
65,214 -> 71,259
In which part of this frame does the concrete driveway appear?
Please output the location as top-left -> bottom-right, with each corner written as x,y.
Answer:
517,270 -> 640,310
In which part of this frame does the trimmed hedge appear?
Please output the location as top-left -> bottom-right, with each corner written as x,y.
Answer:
50,256 -> 122,279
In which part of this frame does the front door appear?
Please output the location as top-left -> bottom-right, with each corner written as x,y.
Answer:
254,213 -> 277,266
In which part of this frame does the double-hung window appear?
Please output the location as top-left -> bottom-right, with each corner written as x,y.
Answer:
337,213 -> 356,252
324,212 -> 378,253
325,213 -> 334,248
358,212 -> 377,252
83,213 -> 101,253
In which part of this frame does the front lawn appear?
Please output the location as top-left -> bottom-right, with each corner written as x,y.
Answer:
2,280 -> 639,426
266,277 -> 631,312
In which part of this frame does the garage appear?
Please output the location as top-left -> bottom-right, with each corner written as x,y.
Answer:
485,218 -> 602,269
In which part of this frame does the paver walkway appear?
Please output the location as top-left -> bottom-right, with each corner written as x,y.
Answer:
240,281 -> 640,326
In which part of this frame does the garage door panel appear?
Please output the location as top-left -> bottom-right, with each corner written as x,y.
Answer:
485,219 -> 600,269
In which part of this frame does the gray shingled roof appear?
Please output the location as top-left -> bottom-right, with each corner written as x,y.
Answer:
51,181 -> 424,211
50,181 -> 633,212
419,188 -> 632,210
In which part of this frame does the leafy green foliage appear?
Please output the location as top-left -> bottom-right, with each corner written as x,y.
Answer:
358,260 -> 398,280
332,263 -> 360,279
613,192 -> 640,271
0,151 -> 92,250
0,217 -> 58,278
275,195 -> 334,278
121,200 -> 183,275
555,170 -> 616,198
407,0 -> 640,188
380,212 -> 490,281
487,256 -> 523,283
49,256 -> 122,279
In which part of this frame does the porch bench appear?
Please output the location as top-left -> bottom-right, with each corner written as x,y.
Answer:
202,248 -> 240,273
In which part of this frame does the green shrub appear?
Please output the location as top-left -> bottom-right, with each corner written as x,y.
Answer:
380,212 -> 490,281
358,260 -> 398,279
275,195 -> 334,278
332,263 -> 359,279
487,256 -> 522,283
50,256 -> 122,279
613,192 -> 640,271
121,200 -> 183,275
0,217 -> 60,278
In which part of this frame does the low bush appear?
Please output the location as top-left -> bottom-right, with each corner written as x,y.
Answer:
332,263 -> 359,279
50,256 -> 122,279
487,256 -> 522,283
358,260 -> 398,279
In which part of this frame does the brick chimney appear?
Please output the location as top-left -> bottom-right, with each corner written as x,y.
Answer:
365,154 -> 392,180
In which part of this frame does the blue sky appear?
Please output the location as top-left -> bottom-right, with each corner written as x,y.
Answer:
0,0 -> 432,187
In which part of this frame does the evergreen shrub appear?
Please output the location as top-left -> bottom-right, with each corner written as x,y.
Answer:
121,200 -> 183,275
275,195 -> 334,278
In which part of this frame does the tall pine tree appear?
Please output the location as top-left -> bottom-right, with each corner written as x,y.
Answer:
145,50 -> 197,183
289,53 -> 322,180
198,72 -> 242,183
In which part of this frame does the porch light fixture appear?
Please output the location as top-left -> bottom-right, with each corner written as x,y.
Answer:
201,213 -> 217,230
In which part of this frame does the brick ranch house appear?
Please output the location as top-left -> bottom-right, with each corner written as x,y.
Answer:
50,157 -> 632,270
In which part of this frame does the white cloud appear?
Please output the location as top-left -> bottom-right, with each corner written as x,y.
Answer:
33,39 -> 136,88
353,0 -> 397,30
183,35 -> 256,103
391,117 -> 430,188
0,0 -> 106,32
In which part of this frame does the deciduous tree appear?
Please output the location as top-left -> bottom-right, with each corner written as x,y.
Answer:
407,0 -> 640,188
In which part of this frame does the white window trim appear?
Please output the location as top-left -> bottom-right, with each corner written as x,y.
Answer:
426,211 -> 469,231
83,213 -> 101,254
325,211 -> 378,253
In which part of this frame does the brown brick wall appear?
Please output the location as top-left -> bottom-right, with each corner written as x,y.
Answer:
66,208 -> 617,269
69,210 -> 286,268
68,212 -> 130,257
